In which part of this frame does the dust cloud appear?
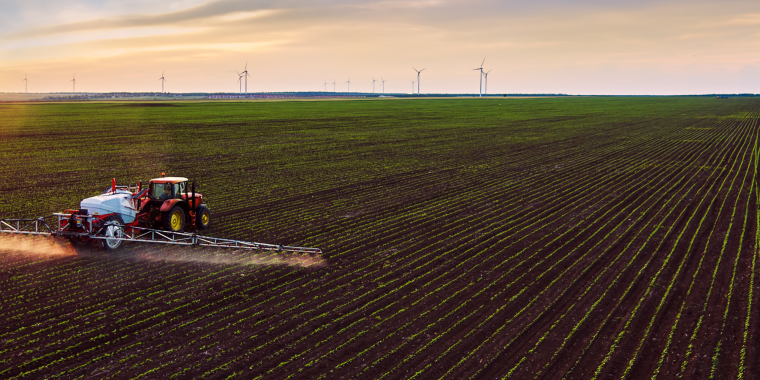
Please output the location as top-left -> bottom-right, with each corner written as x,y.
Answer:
129,246 -> 325,268
0,234 -> 77,258
0,234 -> 324,268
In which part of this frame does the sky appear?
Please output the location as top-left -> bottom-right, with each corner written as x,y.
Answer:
1,0 -> 759,95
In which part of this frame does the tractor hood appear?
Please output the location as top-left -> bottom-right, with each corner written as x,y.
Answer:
80,190 -> 136,224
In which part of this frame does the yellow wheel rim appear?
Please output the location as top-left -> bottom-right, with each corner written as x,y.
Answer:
201,212 -> 209,225
171,210 -> 182,231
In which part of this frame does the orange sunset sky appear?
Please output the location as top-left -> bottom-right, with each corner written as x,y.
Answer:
1,0 -> 759,94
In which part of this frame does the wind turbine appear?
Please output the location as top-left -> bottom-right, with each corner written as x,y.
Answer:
324,80 -> 328,92
381,78 -> 386,94
332,79 -> 336,92
237,71 -> 244,93
346,77 -> 351,92
473,58 -> 485,97
240,62 -> 250,93
484,69 -> 492,95
413,67 -> 425,95
372,77 -> 376,93
158,71 -> 166,93
22,75 -> 27,93
411,79 -> 415,94
70,74 -> 76,93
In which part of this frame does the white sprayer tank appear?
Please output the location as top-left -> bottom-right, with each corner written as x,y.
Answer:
80,190 -> 136,224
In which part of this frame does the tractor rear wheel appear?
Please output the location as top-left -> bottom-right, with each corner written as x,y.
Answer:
195,205 -> 211,229
163,206 -> 185,232
101,215 -> 125,251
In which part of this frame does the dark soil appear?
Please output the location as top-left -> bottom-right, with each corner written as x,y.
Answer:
0,98 -> 758,379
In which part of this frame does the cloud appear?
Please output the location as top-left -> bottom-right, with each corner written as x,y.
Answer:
710,12 -> 760,26
346,0 -> 447,10
0,0 -> 279,40
217,9 -> 281,21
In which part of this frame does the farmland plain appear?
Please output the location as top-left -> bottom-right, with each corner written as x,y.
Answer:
0,97 -> 758,379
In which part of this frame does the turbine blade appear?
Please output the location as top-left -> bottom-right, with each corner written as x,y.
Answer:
481,58 -> 485,68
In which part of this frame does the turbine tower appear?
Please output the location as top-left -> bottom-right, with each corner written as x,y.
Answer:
240,62 -> 250,93
413,67 -> 425,95
411,79 -> 415,94
22,75 -> 27,93
332,79 -> 336,92
346,77 -> 351,93
474,58 -> 485,97
158,71 -> 166,93
237,72 -> 244,93
372,77 -> 376,93
381,78 -> 386,94
484,69 -> 492,95
324,80 -> 328,92
70,74 -> 76,93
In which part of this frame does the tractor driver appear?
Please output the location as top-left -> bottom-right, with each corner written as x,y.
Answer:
159,184 -> 172,200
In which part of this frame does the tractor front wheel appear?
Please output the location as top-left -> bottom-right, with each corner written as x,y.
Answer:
195,205 -> 211,229
163,206 -> 185,232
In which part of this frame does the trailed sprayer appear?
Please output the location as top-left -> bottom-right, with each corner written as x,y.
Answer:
0,174 -> 321,254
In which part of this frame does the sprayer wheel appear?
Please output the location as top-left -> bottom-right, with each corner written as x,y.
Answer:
101,215 -> 125,251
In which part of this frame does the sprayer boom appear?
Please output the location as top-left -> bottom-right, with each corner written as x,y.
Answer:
0,215 -> 321,255
0,218 -> 55,236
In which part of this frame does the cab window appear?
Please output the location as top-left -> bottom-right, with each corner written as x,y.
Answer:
174,182 -> 186,199
152,183 -> 172,199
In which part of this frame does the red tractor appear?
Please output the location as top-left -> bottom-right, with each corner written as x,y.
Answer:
138,176 -> 211,232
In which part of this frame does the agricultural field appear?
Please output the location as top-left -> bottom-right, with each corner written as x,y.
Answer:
0,97 -> 758,379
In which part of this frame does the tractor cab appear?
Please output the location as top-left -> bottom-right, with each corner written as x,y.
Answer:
138,176 -> 210,232
149,177 -> 188,201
